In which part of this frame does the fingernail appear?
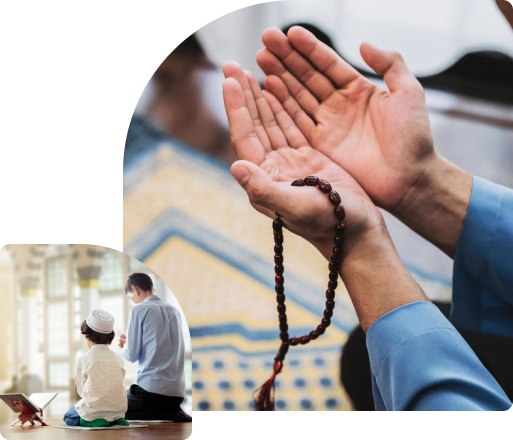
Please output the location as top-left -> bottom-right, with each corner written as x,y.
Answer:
232,166 -> 250,186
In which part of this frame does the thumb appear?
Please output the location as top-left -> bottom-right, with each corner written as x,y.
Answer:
360,42 -> 422,95
231,160 -> 296,218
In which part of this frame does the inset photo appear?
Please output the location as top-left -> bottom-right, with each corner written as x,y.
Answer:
0,244 -> 192,438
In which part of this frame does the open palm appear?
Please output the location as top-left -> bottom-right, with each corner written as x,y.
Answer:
222,62 -> 383,255
257,26 -> 436,212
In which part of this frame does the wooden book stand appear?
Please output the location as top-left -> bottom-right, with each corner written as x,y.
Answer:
9,400 -> 47,427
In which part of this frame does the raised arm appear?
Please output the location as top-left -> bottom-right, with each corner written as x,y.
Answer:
452,177 -> 513,337
223,64 -> 511,410
258,25 -> 513,337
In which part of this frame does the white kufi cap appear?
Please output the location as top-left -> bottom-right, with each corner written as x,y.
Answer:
86,310 -> 115,334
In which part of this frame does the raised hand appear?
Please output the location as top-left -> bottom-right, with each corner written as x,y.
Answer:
222,61 -> 384,260
257,26 -> 436,213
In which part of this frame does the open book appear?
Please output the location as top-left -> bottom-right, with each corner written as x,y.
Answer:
0,393 -> 58,413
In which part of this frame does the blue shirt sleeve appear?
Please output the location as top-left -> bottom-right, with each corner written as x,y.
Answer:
366,301 -> 511,411
123,306 -> 143,363
452,176 -> 513,338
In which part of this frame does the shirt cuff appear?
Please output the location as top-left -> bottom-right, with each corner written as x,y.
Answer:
366,301 -> 511,410
366,301 -> 453,377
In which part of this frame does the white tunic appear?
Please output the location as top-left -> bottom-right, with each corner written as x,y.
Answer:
75,344 -> 128,422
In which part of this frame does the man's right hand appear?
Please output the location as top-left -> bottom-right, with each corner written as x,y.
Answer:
258,26 -> 472,257
118,334 -> 126,349
257,26 -> 437,214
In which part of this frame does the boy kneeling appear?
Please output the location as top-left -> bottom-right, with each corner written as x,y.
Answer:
63,310 -> 129,427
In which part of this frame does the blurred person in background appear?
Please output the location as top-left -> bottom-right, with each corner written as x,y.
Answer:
5,376 -> 18,394
125,35 -> 235,166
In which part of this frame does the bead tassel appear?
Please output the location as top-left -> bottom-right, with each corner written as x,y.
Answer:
254,359 -> 284,411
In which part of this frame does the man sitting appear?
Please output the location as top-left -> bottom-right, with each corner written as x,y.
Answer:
120,273 -> 191,422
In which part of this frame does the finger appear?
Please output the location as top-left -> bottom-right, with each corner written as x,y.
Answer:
496,0 -> 513,30
244,70 -> 288,150
262,89 -> 310,150
285,26 -> 361,88
231,160 -> 305,217
264,75 -> 315,144
223,61 -> 272,151
222,78 -> 266,164
256,48 -> 320,119
360,43 -> 423,95
260,27 -> 336,101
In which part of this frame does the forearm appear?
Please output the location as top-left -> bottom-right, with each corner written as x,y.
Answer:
123,322 -> 141,363
392,153 -> 472,258
338,226 -> 429,333
123,342 -> 139,363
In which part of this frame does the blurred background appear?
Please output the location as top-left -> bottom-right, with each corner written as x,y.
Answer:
123,0 -> 513,411
0,244 -> 192,422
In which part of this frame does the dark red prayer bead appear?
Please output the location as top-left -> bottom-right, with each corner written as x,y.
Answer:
278,343 -> 289,357
309,330 -> 320,340
267,176 -> 344,386
273,219 -> 283,232
299,335 -> 310,345
318,180 -> 332,193
304,176 -> 319,186
329,190 -> 341,205
335,205 -> 346,221
274,235 -> 283,245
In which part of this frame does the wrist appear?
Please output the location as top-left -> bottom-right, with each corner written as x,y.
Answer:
392,153 -> 472,258
312,213 -> 386,263
339,226 -> 429,332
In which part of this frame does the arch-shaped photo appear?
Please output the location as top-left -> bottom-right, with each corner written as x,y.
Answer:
123,0 -> 513,412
